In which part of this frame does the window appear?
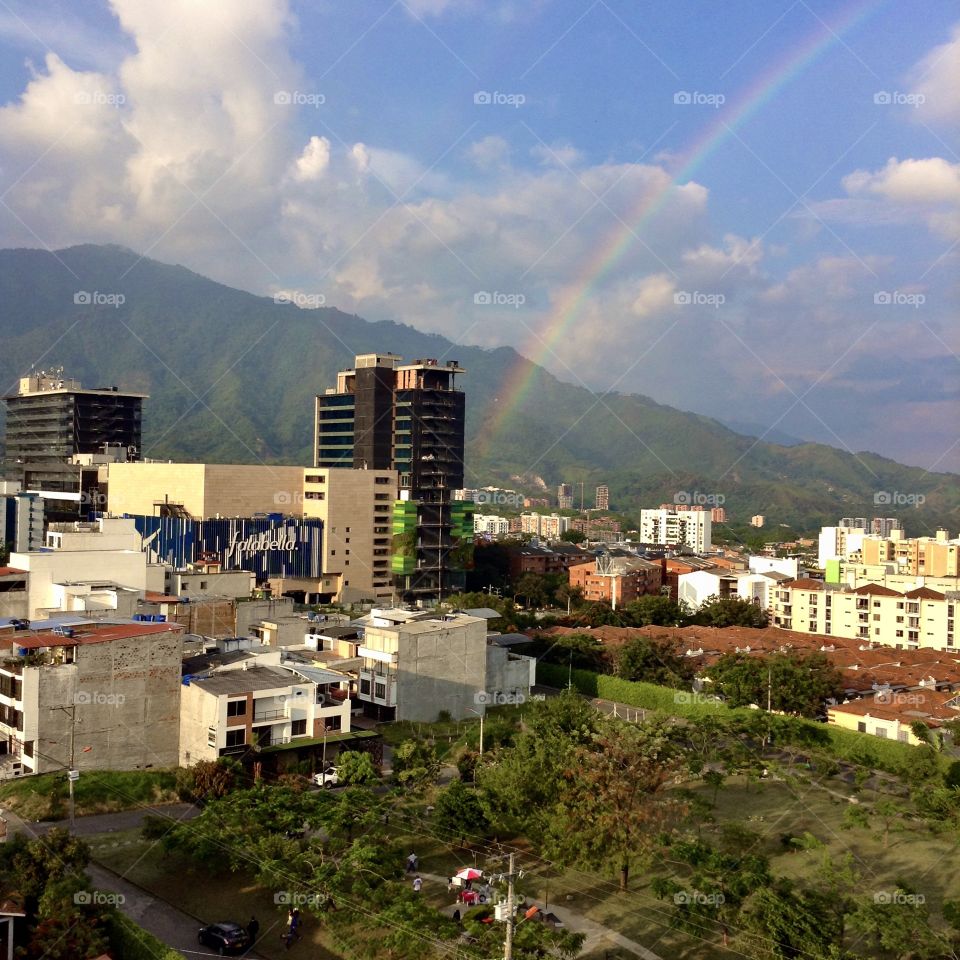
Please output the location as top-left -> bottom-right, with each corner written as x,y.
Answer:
375,477 -> 391,484
200,580 -> 208,590
306,491 -> 325,500
208,726 -> 217,746
345,537 -> 350,544
375,493 -> 391,501
225,729 -> 246,747
324,716 -> 342,731
875,727 -> 887,738
360,679 -> 371,695
291,719 -> 307,736
305,474 -> 326,483
857,721 -> 866,733
346,527 -> 351,533
375,682 -> 386,699
226,699 -> 246,717
898,730 -> 908,743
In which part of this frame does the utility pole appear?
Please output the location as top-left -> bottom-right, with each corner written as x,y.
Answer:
504,851 -> 516,960
51,705 -> 78,828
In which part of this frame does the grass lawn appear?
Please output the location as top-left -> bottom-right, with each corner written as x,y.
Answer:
0,769 -> 178,820
88,829 -> 344,960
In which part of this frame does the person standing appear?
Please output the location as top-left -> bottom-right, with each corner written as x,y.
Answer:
413,876 -> 423,893
247,915 -> 260,944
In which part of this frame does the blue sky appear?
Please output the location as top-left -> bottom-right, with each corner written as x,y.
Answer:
0,0 -> 957,472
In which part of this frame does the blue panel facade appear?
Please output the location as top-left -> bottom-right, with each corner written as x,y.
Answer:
130,515 -> 323,580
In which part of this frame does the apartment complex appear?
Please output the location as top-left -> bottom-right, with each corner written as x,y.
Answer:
639,508 -> 712,552
474,514 -> 511,537
0,620 -> 183,776
519,513 -> 571,538
770,578 -> 957,650
594,484 -> 609,511
569,554 -> 663,606
557,483 -> 574,510
819,523 -> 959,578
314,354 -> 471,600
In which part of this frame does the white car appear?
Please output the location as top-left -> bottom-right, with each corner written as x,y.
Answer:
312,766 -> 339,788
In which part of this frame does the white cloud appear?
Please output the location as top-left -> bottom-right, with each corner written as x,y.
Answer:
843,157 -> 960,205
465,135 -> 511,170
908,22 -> 960,126
293,135 -> 330,181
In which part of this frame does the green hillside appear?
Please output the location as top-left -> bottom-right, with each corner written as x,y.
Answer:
0,244 -> 957,534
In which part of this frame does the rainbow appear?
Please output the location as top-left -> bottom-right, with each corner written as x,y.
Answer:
479,0 -> 884,451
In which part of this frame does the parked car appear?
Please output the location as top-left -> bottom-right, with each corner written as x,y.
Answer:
198,921 -> 251,955
312,766 -> 339,788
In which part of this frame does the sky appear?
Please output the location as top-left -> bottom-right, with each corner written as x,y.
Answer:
0,0 -> 957,472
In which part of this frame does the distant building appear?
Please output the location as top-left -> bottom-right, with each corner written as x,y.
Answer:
569,554 -> 662,607
557,483 -> 574,511
750,515 -> 765,528
829,690 -> 960,746
474,514 -> 511,538
519,513 -> 570,538
639,509 -> 711,552
0,491 -> 44,553
594,484 -> 609,511
872,517 -> 903,537
710,507 -> 726,523
4,370 -> 146,517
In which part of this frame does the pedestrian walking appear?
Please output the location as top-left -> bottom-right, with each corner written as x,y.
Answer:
247,915 -> 260,944
406,851 -> 417,873
413,875 -> 423,893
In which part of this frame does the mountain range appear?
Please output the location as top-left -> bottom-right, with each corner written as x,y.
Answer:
0,244 -> 956,535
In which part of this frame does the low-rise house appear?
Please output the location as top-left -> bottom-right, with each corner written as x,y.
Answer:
179,661 -> 353,765
828,688 -> 960,745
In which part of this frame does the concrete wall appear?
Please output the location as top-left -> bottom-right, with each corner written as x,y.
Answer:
393,616 -> 487,722
106,462 -> 306,519
235,598 -> 296,637
36,627 -> 184,772
485,647 -> 535,703
179,681 -> 219,765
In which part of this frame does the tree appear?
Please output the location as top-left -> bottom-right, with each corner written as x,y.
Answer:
623,595 -> 690,626
559,529 -> 586,543
433,780 -> 490,847
614,635 -> 695,688
514,572 -> 550,608
336,750 -> 378,786
177,757 -> 239,802
535,631 -> 606,672
739,879 -> 841,960
391,739 -> 440,787
693,595 -> 769,628
848,887 -> 948,960
546,719 -> 684,890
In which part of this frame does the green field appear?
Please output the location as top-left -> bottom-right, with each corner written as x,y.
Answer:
0,769 -> 178,821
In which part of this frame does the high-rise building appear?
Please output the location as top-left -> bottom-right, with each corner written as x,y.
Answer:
557,483 -> 573,510
595,484 -> 609,511
314,354 -> 470,601
639,508 -> 712,552
4,369 -> 145,515
872,517 -> 903,537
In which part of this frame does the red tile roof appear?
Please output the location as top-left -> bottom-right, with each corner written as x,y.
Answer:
5,622 -> 182,649
788,578 -> 824,590
853,584 -> 902,597
904,587 -> 946,600
0,568 -> 26,577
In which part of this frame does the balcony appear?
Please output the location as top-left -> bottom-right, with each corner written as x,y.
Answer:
252,708 -> 287,722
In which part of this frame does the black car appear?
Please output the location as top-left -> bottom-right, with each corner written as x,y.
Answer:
198,921 -> 251,955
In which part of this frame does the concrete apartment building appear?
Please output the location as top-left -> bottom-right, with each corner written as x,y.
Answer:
474,514 -> 511,537
594,485 -> 609,511
819,524 -> 959,578
179,660 -> 353,765
519,513 -> 571,538
639,509 -> 712,552
771,578 -> 957,650
355,609 -> 533,722
569,554 -> 663,607
0,490 -> 44,554
0,619 -> 183,776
